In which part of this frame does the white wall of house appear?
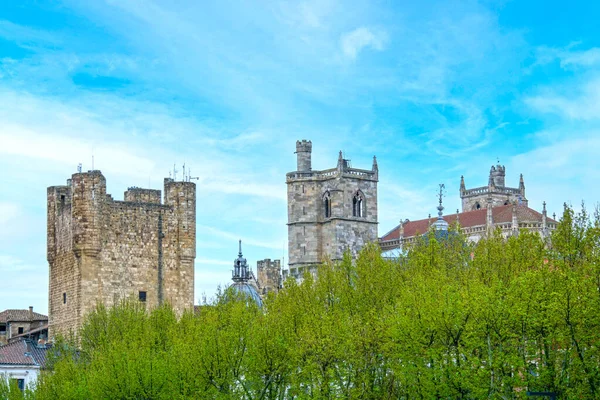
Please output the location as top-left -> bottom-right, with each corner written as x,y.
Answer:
0,365 -> 40,390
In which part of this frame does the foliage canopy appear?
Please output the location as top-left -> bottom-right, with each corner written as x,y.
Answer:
4,205 -> 600,399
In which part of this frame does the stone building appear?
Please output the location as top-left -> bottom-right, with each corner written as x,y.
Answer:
460,163 -> 527,211
380,165 -> 556,252
286,140 -> 378,279
256,259 -> 282,295
0,308 -> 47,346
47,170 -> 196,338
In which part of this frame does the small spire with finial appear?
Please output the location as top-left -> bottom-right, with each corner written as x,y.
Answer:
238,239 -> 242,257
437,183 -> 445,218
372,155 -> 378,171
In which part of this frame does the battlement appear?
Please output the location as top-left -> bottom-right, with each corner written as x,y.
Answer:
295,140 -> 312,153
124,187 -> 161,204
295,140 -> 313,172
460,165 -> 526,212
287,140 -> 378,271
286,166 -> 378,182
47,169 -> 196,338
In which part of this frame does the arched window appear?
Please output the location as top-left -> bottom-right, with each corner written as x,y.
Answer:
323,191 -> 332,218
474,202 -> 481,210
353,191 -> 365,217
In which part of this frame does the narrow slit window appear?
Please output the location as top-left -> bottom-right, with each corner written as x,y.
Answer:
63,292 -> 66,304
323,191 -> 332,218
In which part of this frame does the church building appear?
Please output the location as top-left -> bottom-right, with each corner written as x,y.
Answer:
285,140 -> 378,280
380,164 -> 557,251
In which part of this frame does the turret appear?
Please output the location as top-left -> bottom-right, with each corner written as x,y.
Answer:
460,175 -> 466,195
542,201 -> 547,236
486,196 -> 493,232
519,174 -> 525,197
47,182 -> 71,263
71,170 -> 106,257
164,178 -> 196,261
295,140 -> 312,172
489,164 -> 506,188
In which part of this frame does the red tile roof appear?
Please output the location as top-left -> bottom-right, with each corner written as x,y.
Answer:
0,310 -> 48,323
380,204 -> 556,242
0,339 -> 49,367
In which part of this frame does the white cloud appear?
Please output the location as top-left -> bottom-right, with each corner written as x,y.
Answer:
535,45 -> 600,69
560,48 -> 600,68
340,27 -> 387,60
525,78 -> 600,120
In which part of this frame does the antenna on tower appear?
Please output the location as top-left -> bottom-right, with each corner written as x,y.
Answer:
182,163 -> 186,182
173,164 -> 179,181
77,163 -> 82,173
187,167 -> 199,182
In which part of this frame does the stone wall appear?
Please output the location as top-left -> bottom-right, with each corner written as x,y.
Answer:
47,171 -> 196,338
287,142 -> 378,278
257,259 -> 281,294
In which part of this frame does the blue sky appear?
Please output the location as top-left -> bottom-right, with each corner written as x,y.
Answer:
1,0 -> 599,314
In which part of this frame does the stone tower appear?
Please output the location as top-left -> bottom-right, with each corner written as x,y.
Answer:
460,164 -> 527,212
286,140 -> 378,279
47,170 -> 196,338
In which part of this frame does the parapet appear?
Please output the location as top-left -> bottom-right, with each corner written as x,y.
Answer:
124,187 -> 161,204
295,140 -> 312,153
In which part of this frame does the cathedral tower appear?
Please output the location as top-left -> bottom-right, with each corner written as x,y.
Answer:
286,140 -> 378,279
460,164 -> 527,212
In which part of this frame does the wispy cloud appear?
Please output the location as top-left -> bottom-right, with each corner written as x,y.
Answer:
340,27 -> 387,60
525,78 -> 600,120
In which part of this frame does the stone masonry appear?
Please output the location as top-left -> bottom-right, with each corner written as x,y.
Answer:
256,259 -> 282,295
460,164 -> 527,212
286,140 -> 378,279
47,171 -> 195,338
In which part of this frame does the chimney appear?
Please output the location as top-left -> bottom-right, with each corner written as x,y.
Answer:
29,306 -> 33,321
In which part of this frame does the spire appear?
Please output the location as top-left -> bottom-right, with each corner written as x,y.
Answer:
460,175 -> 465,193
372,155 -> 378,171
519,173 -> 525,193
337,150 -> 344,171
542,201 -> 547,237
432,184 -> 449,232
486,196 -> 493,233
232,240 -> 249,282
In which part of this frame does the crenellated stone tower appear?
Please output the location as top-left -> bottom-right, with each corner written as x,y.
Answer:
460,164 -> 527,212
286,140 -> 378,279
47,170 -> 196,338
